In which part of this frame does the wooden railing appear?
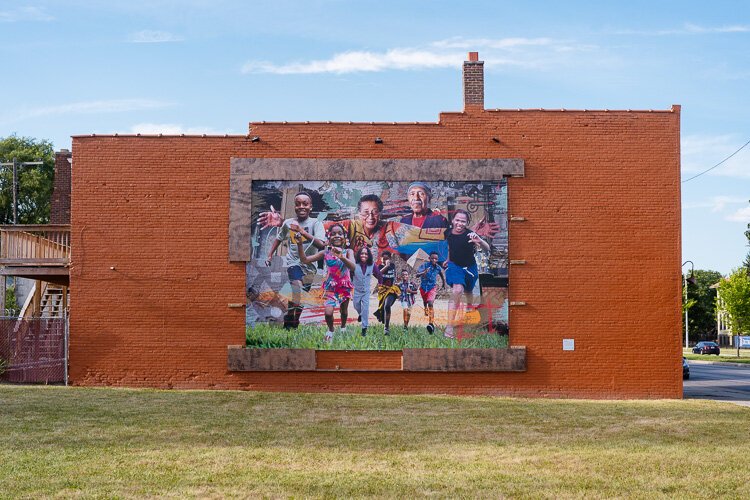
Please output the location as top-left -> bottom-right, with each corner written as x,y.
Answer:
0,225 -> 71,266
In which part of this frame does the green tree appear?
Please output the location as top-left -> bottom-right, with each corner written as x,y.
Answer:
684,269 -> 723,340
4,281 -> 19,316
717,268 -> 750,337
0,134 -> 55,224
744,199 -> 749,273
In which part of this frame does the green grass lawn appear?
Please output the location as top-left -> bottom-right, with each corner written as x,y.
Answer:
247,322 -> 509,349
683,348 -> 750,364
1,386 -> 749,498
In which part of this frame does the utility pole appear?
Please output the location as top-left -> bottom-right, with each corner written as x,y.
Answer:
0,157 -> 44,317
0,157 -> 44,223
682,261 -> 696,349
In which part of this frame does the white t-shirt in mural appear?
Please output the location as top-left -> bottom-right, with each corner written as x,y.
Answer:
276,217 -> 325,274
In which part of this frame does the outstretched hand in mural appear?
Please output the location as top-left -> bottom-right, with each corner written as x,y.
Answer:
258,205 -> 283,229
470,216 -> 500,238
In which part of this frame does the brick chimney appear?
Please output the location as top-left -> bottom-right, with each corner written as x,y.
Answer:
463,51 -> 484,112
50,149 -> 71,224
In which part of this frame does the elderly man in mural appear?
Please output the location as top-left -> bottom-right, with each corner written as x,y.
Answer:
403,182 -> 501,234
399,182 -> 450,229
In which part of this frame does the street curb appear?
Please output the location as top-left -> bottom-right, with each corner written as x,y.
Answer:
687,359 -> 750,368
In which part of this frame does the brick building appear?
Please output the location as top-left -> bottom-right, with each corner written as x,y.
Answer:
67,53 -> 682,397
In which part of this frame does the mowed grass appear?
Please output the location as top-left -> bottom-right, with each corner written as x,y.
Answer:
247,322 -> 508,349
2,386 -> 750,498
683,348 -> 750,364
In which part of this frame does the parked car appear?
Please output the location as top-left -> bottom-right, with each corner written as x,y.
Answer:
692,341 -> 720,355
682,357 -> 690,380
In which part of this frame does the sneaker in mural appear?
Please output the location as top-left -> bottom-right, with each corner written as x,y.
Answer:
444,325 -> 455,339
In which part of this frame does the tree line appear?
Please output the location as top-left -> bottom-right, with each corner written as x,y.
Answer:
687,207 -> 750,342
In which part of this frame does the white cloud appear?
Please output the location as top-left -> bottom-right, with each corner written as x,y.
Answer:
431,37 -> 556,49
683,196 -> 747,212
129,123 -> 230,135
242,48 -> 464,75
4,99 -> 173,123
726,206 -> 750,223
682,134 -> 750,179
613,23 -> 750,36
683,23 -> 750,34
0,6 -> 53,22
240,37 -> 598,75
128,30 -> 183,43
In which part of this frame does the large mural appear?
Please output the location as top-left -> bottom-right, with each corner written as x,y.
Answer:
246,180 -> 508,349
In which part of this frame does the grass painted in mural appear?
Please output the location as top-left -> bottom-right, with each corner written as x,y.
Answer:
4,386 -> 750,498
247,180 -> 509,349
245,322 -> 509,349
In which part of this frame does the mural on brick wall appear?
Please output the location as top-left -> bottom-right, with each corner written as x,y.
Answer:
246,180 -> 508,349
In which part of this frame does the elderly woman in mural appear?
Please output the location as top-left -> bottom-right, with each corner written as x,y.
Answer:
345,194 -> 394,259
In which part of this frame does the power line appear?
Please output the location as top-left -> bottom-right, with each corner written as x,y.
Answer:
682,137 -> 750,183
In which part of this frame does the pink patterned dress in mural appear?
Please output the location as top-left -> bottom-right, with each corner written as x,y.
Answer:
322,248 -> 353,307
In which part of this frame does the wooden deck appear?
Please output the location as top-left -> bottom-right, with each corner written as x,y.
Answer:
0,225 -> 70,286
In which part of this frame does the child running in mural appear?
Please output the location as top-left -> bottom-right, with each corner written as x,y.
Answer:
444,209 -> 490,339
351,246 -> 382,337
416,251 -> 446,334
264,192 -> 326,329
373,250 -> 399,336
297,224 -> 355,341
397,270 -> 419,329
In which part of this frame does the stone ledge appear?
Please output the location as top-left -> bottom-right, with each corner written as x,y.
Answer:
402,347 -> 526,372
227,346 -> 316,371
228,346 -> 527,372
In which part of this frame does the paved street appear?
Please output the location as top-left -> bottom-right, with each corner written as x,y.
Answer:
683,361 -> 750,407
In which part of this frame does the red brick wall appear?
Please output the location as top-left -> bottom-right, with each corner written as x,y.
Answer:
70,107 -> 682,398
51,149 -> 72,224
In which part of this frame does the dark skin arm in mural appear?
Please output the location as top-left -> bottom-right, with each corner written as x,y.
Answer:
260,196 -> 499,237
265,230 -> 325,266
288,222 -> 326,248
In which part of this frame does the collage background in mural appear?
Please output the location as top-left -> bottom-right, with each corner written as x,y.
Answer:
246,180 -> 508,350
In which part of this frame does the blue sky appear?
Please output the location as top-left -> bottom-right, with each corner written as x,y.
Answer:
1,0 -> 748,274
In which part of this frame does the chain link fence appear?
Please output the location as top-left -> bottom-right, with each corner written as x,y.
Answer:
0,316 -> 67,384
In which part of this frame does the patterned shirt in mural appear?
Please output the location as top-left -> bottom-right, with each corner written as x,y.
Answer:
276,217 -> 325,274
380,262 -> 396,286
322,248 -> 353,307
417,262 -> 442,292
398,280 -> 418,306
346,219 -> 392,261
